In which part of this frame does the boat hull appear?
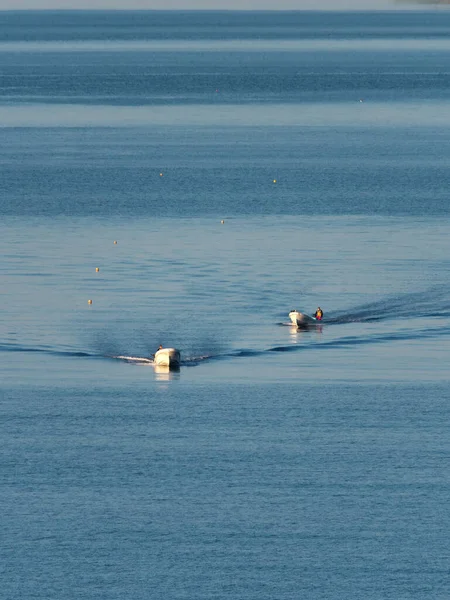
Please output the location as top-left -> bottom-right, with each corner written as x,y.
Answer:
154,347 -> 181,368
289,311 -> 317,328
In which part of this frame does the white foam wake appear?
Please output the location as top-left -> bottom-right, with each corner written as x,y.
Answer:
114,355 -> 154,365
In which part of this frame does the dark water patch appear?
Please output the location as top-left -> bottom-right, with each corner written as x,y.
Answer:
2,11 -> 450,43
230,349 -> 264,358
3,127 -> 450,218
0,342 -> 93,358
269,345 -> 300,353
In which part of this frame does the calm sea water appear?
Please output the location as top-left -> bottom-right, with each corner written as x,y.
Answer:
2,10 -> 450,599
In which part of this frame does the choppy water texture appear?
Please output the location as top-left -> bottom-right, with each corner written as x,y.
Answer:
1,10 -> 450,600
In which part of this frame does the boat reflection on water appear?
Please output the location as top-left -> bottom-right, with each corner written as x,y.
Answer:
153,364 -> 181,381
289,323 -> 323,341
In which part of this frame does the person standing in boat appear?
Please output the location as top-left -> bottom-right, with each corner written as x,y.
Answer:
314,307 -> 323,320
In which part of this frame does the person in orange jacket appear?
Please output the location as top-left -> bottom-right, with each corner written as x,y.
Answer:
314,307 -> 323,320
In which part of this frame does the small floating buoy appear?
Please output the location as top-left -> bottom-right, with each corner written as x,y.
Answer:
273,179 -> 277,184
88,299 -> 93,305
95,267 -> 99,272
221,219 -> 225,224
113,240 -> 117,244
159,172 -> 163,177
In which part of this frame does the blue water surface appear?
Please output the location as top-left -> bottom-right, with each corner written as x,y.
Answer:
1,10 -> 450,600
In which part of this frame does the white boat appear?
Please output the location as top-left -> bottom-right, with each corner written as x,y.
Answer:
153,347 -> 181,368
154,364 -> 180,379
289,310 -> 318,328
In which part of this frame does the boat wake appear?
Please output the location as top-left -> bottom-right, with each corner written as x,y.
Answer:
2,287 -> 450,370
2,321 -> 450,371
114,355 -> 154,365
0,342 -> 216,367
0,342 -> 94,358
270,322 -> 450,354
328,286 -> 450,324
112,352 -> 215,366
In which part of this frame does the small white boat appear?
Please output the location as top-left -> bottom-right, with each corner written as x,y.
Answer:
154,364 -> 180,379
153,347 -> 181,368
289,310 -> 318,328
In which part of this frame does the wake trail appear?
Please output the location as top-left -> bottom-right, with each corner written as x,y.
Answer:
328,286 -> 450,325
0,341 -> 220,366
268,323 -> 450,355
0,342 -> 94,358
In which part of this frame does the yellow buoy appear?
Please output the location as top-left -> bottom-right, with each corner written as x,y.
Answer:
95,267 -> 99,272
160,172 -> 163,177
113,240 -> 117,244
88,299 -> 93,305
273,179 -> 277,183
